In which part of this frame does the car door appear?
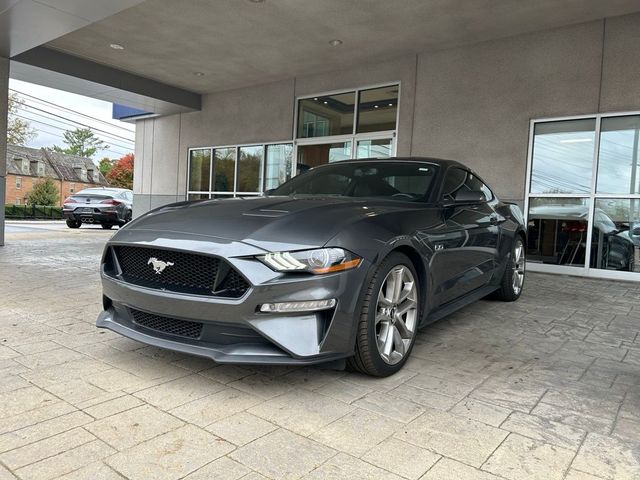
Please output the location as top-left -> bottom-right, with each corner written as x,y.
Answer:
430,167 -> 500,306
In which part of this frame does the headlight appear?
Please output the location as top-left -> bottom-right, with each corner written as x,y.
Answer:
258,248 -> 362,274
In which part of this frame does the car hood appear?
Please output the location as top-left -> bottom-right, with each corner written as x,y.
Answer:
122,196 -> 413,252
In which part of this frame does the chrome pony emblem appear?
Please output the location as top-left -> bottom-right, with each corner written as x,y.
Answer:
148,257 -> 174,274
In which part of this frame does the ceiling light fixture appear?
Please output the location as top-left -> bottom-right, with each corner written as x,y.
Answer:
323,101 -> 328,104
374,105 -> 379,108
388,103 -> 393,106
313,97 -> 318,101
328,39 -> 343,47
193,72 -> 205,77
109,43 -> 125,50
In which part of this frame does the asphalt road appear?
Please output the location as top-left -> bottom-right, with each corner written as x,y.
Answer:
4,220 -> 116,234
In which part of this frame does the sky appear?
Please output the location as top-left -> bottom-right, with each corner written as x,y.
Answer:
8,79 -> 136,163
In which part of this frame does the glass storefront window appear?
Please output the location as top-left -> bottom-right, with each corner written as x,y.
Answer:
597,116 -> 640,195
297,92 -> 356,138
237,146 -> 263,192
213,147 -> 235,192
357,86 -> 398,133
591,198 -> 640,272
297,142 -> 352,171
265,144 -> 293,190
356,138 -> 392,158
530,119 -> 595,194
527,197 -> 590,267
188,149 -> 211,192
188,143 -> 294,199
188,193 -> 209,201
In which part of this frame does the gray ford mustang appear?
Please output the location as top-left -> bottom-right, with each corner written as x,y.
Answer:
97,158 -> 526,376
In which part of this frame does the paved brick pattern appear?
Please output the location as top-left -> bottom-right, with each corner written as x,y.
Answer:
1,229 -> 639,479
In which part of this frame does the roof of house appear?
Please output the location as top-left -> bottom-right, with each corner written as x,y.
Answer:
5,144 -> 109,186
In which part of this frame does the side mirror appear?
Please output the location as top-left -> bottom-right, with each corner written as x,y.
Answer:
453,190 -> 485,205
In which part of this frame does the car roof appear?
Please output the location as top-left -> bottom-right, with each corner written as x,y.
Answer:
77,187 -> 131,192
311,156 -> 468,169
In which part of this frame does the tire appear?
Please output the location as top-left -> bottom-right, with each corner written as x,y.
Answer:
347,252 -> 420,377
494,236 -> 525,301
101,223 -> 113,230
66,219 -> 81,229
119,210 -> 132,228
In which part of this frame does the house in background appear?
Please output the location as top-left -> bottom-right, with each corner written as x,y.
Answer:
4,145 -> 108,206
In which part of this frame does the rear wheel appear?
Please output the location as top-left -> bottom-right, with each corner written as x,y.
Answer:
348,252 -> 419,377
101,223 -> 113,230
66,219 -> 81,229
494,236 -> 525,301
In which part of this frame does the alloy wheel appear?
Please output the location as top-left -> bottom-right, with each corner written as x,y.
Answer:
375,265 -> 418,365
512,240 -> 525,295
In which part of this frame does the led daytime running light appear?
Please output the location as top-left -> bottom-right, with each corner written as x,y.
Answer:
260,299 -> 337,313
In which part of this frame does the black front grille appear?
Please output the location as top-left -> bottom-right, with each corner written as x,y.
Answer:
111,246 -> 250,297
131,309 -> 203,339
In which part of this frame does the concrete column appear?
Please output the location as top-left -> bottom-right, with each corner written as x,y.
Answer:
0,57 -> 8,247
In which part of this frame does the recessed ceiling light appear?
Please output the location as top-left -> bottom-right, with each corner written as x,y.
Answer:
388,103 -> 393,106
323,101 -> 328,104
328,39 -> 343,47
313,97 -> 318,101
109,43 -> 125,50
193,72 -> 205,77
374,105 -> 379,108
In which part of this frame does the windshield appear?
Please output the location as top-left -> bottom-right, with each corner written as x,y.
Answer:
271,162 -> 438,201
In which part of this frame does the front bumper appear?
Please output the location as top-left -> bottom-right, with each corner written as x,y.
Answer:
97,230 -> 370,365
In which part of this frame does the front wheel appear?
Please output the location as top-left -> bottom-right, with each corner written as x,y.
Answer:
494,237 -> 525,301
348,252 -> 419,377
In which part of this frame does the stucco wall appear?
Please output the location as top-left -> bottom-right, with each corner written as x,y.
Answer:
0,57 -> 8,246
132,12 -> 640,215
411,20 -> 605,202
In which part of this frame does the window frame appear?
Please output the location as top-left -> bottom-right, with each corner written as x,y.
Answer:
15,176 -> 22,190
525,111 -> 640,281
294,83 -> 401,168
187,141 -> 294,199
438,166 -> 495,204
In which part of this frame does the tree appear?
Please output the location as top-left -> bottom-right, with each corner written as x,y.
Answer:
106,153 -> 134,189
53,128 -> 109,158
99,157 -> 115,176
7,93 -> 37,146
27,178 -> 59,206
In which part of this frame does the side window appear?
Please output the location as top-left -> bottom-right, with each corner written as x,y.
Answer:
442,168 -> 494,202
441,168 -> 467,201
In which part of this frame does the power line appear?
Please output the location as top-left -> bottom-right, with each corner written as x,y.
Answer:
14,114 -> 134,153
16,108 -> 135,148
10,125 -> 128,158
9,88 -> 136,134
16,114 -> 134,151
16,103 -> 135,143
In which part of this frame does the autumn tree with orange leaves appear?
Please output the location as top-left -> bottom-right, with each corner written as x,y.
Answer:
106,153 -> 134,189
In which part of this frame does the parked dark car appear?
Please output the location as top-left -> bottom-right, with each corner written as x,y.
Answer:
97,158 -> 526,376
63,187 -> 133,230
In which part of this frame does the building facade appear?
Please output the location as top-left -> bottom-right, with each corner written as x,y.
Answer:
129,13 -> 640,281
5,145 -> 108,206
0,1 -> 639,279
